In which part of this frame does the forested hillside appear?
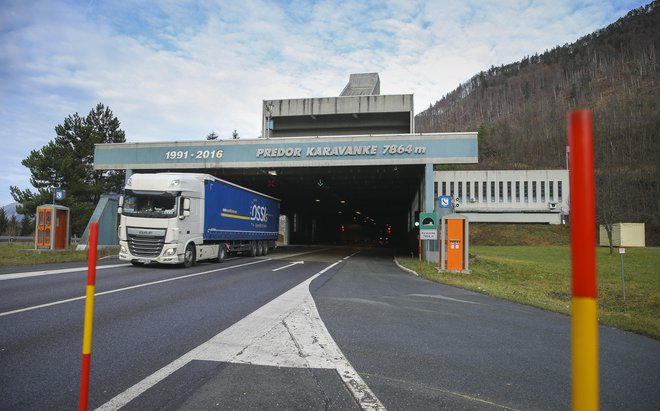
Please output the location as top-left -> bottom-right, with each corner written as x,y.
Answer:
416,1 -> 659,245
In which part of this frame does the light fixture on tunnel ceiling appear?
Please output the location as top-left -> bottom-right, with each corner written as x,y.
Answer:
340,200 -> 346,204
355,211 -> 361,215
268,170 -> 277,176
315,199 -> 321,202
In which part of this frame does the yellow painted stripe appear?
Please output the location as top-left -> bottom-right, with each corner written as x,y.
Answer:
220,213 -> 251,220
572,297 -> 599,411
82,285 -> 95,355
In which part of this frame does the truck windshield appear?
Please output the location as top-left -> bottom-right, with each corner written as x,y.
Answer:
122,193 -> 178,218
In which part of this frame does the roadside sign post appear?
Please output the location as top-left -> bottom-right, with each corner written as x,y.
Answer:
619,247 -> 626,302
419,213 -> 437,266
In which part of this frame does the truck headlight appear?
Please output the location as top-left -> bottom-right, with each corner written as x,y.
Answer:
120,245 -> 127,254
164,247 -> 177,256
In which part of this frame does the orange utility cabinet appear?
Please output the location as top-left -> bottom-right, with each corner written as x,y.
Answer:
440,214 -> 469,272
35,204 -> 70,250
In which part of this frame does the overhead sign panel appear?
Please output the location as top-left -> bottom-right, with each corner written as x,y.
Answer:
93,133 -> 478,170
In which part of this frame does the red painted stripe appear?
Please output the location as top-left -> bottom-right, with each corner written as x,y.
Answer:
86,223 -> 98,286
568,110 -> 597,298
79,353 -> 91,411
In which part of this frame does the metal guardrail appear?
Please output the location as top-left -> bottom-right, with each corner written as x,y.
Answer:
0,236 -> 34,244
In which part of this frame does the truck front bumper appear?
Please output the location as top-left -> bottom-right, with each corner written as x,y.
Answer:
118,241 -> 184,264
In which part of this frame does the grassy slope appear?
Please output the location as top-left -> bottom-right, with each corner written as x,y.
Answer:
0,244 -> 119,266
398,224 -> 660,339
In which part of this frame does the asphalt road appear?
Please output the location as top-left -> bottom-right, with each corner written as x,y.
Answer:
1,247 -> 354,410
1,246 -> 658,410
314,248 -> 660,410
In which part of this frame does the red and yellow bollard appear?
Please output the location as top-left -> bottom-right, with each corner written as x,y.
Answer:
568,110 -> 599,410
79,222 -> 99,411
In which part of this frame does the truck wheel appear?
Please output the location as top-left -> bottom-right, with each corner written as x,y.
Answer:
183,244 -> 196,268
217,246 -> 226,263
249,241 -> 258,257
262,243 -> 269,256
256,241 -> 264,256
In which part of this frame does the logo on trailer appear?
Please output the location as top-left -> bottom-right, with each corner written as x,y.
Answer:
250,199 -> 268,223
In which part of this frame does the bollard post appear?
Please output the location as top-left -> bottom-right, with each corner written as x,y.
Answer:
568,110 -> 599,411
418,234 -> 422,273
79,222 -> 98,411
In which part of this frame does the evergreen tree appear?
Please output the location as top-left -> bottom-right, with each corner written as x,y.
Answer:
0,208 -> 7,235
20,214 -> 33,236
10,103 -> 126,236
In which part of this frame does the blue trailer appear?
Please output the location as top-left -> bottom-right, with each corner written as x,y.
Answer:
118,173 -> 280,267
203,177 -> 280,254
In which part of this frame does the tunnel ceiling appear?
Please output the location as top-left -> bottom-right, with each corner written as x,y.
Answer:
209,164 -> 423,226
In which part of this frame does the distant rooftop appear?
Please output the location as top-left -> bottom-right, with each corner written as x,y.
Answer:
339,73 -> 380,96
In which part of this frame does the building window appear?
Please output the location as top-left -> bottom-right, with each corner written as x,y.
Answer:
516,181 -> 520,202
458,182 -> 463,202
549,181 -> 554,202
483,182 -> 487,202
507,181 -> 512,202
541,181 -> 546,202
466,182 -> 471,202
532,181 -> 537,202
442,182 -> 447,196
450,182 -> 454,197
434,182 -> 438,199
499,181 -> 504,202
524,181 -> 529,202
558,181 -> 563,202
474,181 -> 479,202
490,181 -> 495,202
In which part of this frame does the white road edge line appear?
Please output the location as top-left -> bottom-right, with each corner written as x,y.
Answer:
0,259 -> 272,318
96,252 -> 384,411
0,263 -> 131,281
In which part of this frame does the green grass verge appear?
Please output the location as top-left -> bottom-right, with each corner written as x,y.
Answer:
0,243 -> 119,267
398,246 -> 660,340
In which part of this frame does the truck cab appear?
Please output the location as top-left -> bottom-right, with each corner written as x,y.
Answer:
118,173 -> 204,267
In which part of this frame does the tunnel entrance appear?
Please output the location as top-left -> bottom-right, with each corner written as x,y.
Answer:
210,165 -> 423,246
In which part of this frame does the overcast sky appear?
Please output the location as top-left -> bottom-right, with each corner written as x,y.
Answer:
0,0 -> 648,207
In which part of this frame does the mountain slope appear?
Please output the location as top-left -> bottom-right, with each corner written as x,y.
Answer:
416,1 -> 660,244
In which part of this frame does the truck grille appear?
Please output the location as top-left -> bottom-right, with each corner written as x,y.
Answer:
126,227 -> 167,258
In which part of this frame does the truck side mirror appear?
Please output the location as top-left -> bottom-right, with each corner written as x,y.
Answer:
117,196 -> 124,214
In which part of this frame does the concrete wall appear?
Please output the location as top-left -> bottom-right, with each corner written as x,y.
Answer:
435,170 -> 570,224
263,94 -> 414,138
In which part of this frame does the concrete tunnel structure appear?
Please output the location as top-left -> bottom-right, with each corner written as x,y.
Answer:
92,73 -> 478,255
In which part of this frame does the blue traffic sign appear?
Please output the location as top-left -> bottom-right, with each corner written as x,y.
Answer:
55,190 -> 65,201
438,195 -> 452,208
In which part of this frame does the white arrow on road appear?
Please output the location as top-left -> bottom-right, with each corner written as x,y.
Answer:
272,261 -> 304,272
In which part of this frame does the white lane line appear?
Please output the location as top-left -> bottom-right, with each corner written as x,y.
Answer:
0,263 -> 131,281
0,259 -> 272,318
272,261 -> 304,271
96,253 -> 384,411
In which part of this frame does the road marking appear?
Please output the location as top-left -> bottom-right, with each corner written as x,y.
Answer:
272,261 -> 304,271
363,373 -> 520,410
0,263 -> 131,281
0,259 -> 272,317
97,254 -> 385,411
407,293 -> 488,306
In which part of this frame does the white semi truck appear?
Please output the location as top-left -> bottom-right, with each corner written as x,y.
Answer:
117,173 -> 280,267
